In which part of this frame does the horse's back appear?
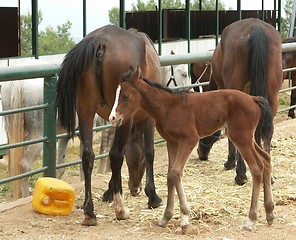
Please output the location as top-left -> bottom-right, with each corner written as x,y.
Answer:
212,18 -> 282,95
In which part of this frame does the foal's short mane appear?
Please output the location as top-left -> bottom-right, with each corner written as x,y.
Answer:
141,77 -> 185,95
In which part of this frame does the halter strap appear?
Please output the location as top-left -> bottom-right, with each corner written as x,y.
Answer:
193,61 -> 212,92
166,65 -> 178,87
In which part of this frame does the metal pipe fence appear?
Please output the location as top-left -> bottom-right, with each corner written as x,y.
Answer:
1,42 -> 296,187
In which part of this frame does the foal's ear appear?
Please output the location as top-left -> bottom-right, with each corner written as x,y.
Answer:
121,64 -> 141,82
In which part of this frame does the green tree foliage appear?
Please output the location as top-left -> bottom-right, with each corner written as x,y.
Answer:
281,0 -> 293,38
21,11 -> 75,56
190,0 -> 225,10
109,7 -> 119,26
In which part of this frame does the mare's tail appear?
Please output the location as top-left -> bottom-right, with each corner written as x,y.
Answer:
56,34 -> 105,136
255,96 -> 273,147
248,24 -> 271,145
2,81 -> 25,199
248,24 -> 269,98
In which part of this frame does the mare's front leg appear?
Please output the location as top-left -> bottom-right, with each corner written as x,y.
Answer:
143,117 -> 162,208
104,120 -> 133,220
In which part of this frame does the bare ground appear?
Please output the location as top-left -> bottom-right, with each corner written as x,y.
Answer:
0,116 -> 296,240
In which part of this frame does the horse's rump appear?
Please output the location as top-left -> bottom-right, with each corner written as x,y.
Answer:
56,25 -> 161,135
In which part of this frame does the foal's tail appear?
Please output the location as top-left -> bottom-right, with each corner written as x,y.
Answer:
56,34 -> 105,136
248,24 -> 269,98
255,96 -> 273,145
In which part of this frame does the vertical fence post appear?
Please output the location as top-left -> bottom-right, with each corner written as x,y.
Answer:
43,75 -> 57,177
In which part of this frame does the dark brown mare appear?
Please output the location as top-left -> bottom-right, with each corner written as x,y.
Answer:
197,18 -> 283,185
109,65 -> 274,232
56,25 -> 162,225
282,37 -> 296,118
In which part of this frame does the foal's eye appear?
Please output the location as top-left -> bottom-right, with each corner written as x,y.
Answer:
123,94 -> 129,99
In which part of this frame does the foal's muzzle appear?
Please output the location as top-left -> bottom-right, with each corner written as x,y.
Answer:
109,114 -> 122,127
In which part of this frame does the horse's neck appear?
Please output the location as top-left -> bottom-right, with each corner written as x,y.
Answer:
136,80 -> 174,119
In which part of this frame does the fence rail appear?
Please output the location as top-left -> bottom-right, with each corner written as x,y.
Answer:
1,42 -> 296,187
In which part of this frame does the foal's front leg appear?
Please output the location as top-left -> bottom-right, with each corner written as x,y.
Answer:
109,121 -> 133,220
159,141 -> 177,227
159,139 -> 196,233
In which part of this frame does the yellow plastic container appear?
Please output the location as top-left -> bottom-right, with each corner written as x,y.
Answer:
32,177 -> 76,216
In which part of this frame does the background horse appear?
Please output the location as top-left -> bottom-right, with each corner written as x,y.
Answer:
197,18 -> 283,185
109,65 -> 274,232
190,60 -> 213,92
56,25 -> 162,226
282,37 -> 296,119
162,50 -> 190,88
1,59 -> 71,199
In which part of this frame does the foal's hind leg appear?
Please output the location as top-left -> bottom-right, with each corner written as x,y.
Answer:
254,144 -> 274,225
235,141 -> 264,231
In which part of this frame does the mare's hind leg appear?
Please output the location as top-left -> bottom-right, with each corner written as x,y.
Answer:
143,117 -> 162,208
103,120 -> 133,220
79,117 -> 97,226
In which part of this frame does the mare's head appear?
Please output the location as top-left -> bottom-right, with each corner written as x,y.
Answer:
109,65 -> 141,127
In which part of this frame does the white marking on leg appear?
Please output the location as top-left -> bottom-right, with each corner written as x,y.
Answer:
181,213 -> 190,227
113,192 -> 129,220
242,218 -> 254,231
109,85 -> 121,125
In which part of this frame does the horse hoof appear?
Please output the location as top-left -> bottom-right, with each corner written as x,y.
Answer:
130,187 -> 141,197
102,189 -> 113,202
224,161 -> 236,170
158,219 -> 167,228
197,148 -> 209,161
242,218 -> 254,231
266,213 -> 275,225
115,207 -> 130,220
181,225 -> 189,235
82,214 -> 97,226
148,195 -> 162,209
235,175 -> 248,185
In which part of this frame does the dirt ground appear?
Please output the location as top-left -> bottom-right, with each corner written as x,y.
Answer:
0,116 -> 296,240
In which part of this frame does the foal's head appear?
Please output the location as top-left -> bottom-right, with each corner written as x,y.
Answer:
109,65 -> 141,127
